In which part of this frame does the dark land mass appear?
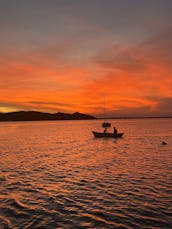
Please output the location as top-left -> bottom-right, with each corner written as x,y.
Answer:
0,111 -> 96,122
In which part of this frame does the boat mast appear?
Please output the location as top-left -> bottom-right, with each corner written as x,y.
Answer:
102,95 -> 111,130
104,96 -> 106,122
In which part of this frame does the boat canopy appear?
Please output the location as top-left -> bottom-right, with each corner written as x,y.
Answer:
102,122 -> 111,128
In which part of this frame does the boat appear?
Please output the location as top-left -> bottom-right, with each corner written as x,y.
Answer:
92,131 -> 124,138
92,97 -> 124,138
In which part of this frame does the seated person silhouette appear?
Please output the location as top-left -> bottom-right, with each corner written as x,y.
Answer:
104,128 -> 107,134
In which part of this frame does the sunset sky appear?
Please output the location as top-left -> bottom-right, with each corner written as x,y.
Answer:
0,0 -> 172,117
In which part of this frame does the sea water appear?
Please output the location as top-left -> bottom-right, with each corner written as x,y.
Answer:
0,118 -> 172,228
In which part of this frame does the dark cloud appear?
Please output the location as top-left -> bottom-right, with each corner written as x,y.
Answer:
29,101 -> 73,107
106,97 -> 172,117
96,27 -> 172,72
155,97 -> 172,116
96,45 -> 146,72
0,100 -> 75,113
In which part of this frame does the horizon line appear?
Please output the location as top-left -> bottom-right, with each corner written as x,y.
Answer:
0,110 -> 172,120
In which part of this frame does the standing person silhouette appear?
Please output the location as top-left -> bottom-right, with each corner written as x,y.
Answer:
113,127 -> 117,135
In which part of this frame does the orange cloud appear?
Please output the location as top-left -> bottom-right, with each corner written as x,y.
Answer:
81,29 -> 172,116
0,29 -> 172,117
0,50 -> 91,113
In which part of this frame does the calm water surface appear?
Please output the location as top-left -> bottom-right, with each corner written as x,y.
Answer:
0,118 -> 172,228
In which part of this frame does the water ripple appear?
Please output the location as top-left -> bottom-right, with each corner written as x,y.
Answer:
0,119 -> 172,228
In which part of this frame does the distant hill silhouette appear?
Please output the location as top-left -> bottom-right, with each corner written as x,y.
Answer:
0,111 -> 96,122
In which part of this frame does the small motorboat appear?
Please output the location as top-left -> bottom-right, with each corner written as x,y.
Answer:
92,131 -> 124,138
